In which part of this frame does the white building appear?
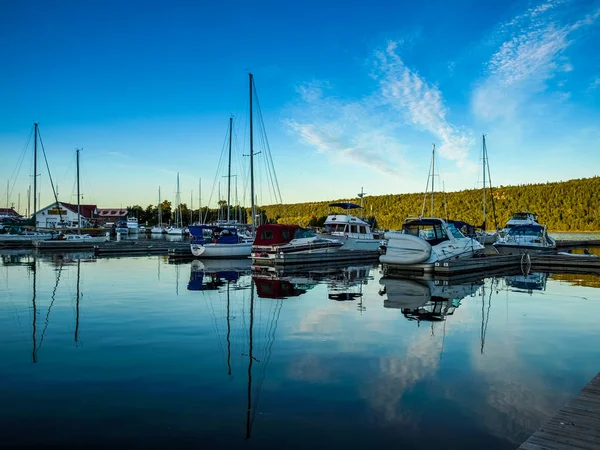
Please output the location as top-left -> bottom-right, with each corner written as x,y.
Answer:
34,202 -> 97,229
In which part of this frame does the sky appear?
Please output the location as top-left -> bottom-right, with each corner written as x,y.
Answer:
1,0 -> 599,213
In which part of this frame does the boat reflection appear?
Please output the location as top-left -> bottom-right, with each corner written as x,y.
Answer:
251,262 -> 375,300
505,272 -> 548,293
379,276 -> 482,322
187,259 -> 252,291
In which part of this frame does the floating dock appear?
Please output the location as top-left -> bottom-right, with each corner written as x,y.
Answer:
383,252 -> 600,278
251,249 -> 379,266
520,372 -> 600,450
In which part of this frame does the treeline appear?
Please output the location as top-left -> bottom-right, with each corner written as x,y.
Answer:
258,177 -> 600,231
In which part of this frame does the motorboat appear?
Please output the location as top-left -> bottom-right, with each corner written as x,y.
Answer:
63,233 -> 108,243
505,272 -> 548,292
127,217 -> 140,233
165,226 -> 184,235
493,224 -> 556,253
319,202 -> 383,252
189,225 -> 253,258
501,212 -> 540,235
251,224 -> 345,263
150,225 -> 165,234
0,229 -> 54,242
380,217 -> 486,267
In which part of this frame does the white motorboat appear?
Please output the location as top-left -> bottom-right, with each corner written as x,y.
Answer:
150,225 -> 165,234
127,217 -> 140,233
380,218 -> 486,267
166,226 -> 184,235
64,233 -> 108,243
493,224 -> 556,253
319,202 -> 383,252
0,230 -> 54,242
501,212 -> 540,235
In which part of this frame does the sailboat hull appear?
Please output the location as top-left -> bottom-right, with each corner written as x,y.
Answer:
191,242 -> 252,258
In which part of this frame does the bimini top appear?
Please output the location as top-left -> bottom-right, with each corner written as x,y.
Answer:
329,202 -> 362,210
253,224 -> 321,246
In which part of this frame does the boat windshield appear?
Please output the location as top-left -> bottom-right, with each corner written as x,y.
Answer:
294,228 -> 317,239
446,223 -> 466,239
325,224 -> 346,233
402,223 -> 448,242
508,226 -> 543,236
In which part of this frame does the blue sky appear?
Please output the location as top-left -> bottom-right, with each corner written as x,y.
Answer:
1,0 -> 599,211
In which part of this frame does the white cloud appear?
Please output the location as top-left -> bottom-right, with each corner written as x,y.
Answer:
473,1 -> 600,122
587,75 -> 600,92
287,41 -> 475,176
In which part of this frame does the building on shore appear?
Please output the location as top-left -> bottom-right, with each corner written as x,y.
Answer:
96,208 -> 128,227
0,207 -> 22,221
34,202 -> 97,228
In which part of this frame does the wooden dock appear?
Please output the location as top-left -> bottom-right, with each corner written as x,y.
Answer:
520,372 -> 600,450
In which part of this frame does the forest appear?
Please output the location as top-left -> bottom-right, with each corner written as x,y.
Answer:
128,176 -> 600,232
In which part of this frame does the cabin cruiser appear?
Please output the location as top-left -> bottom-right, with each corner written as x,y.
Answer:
379,217 -> 486,268
189,225 -> 253,258
252,224 -> 345,264
62,233 -> 108,243
0,229 -> 54,242
319,202 -> 383,252
126,217 -> 140,233
493,224 -> 556,253
501,212 -> 540,235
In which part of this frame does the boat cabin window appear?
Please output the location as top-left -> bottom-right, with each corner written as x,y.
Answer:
350,225 -> 358,233
294,228 -> 316,239
508,226 -> 543,236
261,229 -> 274,240
446,223 -> 465,239
359,226 -> 367,234
326,224 -> 345,233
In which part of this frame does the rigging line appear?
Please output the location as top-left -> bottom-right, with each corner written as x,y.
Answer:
37,129 -> 61,212
202,289 -> 228,371
203,123 -> 230,222
252,82 -> 283,204
484,140 -> 498,229
421,154 -> 433,217
37,262 -> 64,356
8,128 -> 33,204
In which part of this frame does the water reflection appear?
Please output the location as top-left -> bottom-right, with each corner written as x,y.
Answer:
1,254 -> 599,449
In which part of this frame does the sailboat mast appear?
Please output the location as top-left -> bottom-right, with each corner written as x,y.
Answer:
198,178 -> 202,224
158,186 -> 161,227
245,279 -> 255,440
227,116 -> 232,223
431,144 -> 435,217
482,134 -> 487,229
76,149 -> 81,233
33,123 -> 38,227
176,173 -> 181,227
75,259 -> 80,343
249,73 -> 256,235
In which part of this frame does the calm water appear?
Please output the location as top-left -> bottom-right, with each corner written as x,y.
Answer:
1,253 -> 599,449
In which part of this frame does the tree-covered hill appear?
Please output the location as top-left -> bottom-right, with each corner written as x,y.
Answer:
258,177 -> 600,231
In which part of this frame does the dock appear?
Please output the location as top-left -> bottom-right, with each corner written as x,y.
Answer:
251,249 -> 379,266
383,251 -> 600,278
520,372 -> 600,450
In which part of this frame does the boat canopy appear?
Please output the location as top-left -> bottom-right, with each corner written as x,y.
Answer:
401,218 -> 451,245
329,202 -> 362,210
253,224 -> 300,245
511,212 -> 538,220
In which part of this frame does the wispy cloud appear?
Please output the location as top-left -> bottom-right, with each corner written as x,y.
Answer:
373,41 -> 474,165
473,0 -> 600,121
107,151 -> 130,159
287,41 -> 475,175
587,75 -> 600,92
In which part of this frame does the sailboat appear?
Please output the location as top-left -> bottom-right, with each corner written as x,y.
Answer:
0,123 -> 54,243
380,144 -> 485,268
166,174 -> 184,235
35,149 -> 107,248
151,187 -> 165,234
189,74 -> 261,258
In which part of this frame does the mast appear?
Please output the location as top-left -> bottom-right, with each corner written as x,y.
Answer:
198,178 -> 202,224
227,116 -> 232,223
33,123 -> 38,228
158,186 -> 162,227
31,258 -> 37,363
482,134 -> 487,230
76,149 -> 81,233
431,144 -> 435,217
226,282 -> 232,376
176,173 -> 181,228
249,73 -> 256,235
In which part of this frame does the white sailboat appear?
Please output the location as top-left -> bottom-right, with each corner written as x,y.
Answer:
166,174 -> 184,235
190,74 -> 264,258
151,187 -> 165,234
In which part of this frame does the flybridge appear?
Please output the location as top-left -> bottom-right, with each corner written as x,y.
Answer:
328,202 -> 362,210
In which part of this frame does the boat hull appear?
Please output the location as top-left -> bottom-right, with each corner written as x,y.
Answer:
191,242 -> 252,258
493,243 -> 556,254
380,233 -> 432,265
